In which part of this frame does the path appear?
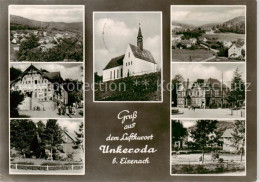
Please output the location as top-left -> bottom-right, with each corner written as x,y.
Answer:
172,108 -> 245,118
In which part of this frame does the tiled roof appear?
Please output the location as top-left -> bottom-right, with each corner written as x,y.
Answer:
129,44 -> 157,64
103,55 -> 124,70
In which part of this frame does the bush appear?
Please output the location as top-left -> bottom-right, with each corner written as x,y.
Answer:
218,158 -> 224,163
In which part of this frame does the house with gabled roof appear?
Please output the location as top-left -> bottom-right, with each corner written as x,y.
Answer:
10,64 -> 68,111
221,128 -> 244,152
177,78 -> 229,108
102,25 -> 157,82
228,41 -> 245,59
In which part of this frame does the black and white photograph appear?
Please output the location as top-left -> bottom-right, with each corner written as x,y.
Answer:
10,63 -> 84,118
171,5 -> 246,62
93,12 -> 162,102
9,5 -> 84,62
171,119 -> 246,175
171,63 -> 246,119
10,119 -> 84,175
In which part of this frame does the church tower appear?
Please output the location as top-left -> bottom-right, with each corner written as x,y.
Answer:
137,24 -> 143,51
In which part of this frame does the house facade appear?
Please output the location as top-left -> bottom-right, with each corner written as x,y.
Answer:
221,128 -> 244,152
10,64 -> 68,111
177,78 -> 229,108
103,26 -> 157,82
228,42 -> 245,59
61,131 -> 83,161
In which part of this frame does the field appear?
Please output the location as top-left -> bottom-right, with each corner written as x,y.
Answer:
204,33 -> 245,42
172,49 -> 215,62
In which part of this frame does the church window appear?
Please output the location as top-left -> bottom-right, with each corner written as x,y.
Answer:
35,80 -> 37,84
110,71 -> 112,79
128,52 -> 130,58
121,68 -> 123,77
114,70 -> 115,78
131,61 -> 132,65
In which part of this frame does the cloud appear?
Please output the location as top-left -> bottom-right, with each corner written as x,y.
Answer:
144,35 -> 161,69
10,5 -> 84,23
171,6 -> 245,26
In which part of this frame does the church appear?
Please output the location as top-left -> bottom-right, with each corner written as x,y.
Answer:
103,25 -> 157,82
10,64 -> 68,111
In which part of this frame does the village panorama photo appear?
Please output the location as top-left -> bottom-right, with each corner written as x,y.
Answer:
171,63 -> 246,119
10,119 -> 85,175
171,5 -> 246,62
10,63 -> 84,119
9,5 -> 84,62
93,12 -> 162,102
170,119 -> 246,175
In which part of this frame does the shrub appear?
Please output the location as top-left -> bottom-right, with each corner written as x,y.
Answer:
218,158 -> 224,163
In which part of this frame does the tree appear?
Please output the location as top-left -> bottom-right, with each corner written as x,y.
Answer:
10,119 -> 36,157
73,122 -> 84,151
30,120 -> 46,158
10,90 -> 24,117
190,120 -> 219,164
10,67 -> 22,81
43,119 -> 63,160
226,68 -> 245,108
172,120 -> 187,150
231,120 -> 245,162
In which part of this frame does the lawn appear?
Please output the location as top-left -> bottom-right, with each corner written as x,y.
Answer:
172,49 -> 215,62
171,153 -> 245,174
171,153 -> 245,165
204,33 -> 245,42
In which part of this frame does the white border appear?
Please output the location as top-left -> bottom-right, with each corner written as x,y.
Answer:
170,5 -> 247,176
8,5 -> 86,175
92,11 -> 163,103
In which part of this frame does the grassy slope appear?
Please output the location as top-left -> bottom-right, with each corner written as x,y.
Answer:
95,72 -> 161,101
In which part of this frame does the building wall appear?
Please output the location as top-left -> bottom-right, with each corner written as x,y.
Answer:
123,45 -> 156,77
222,138 -> 237,152
11,71 -> 67,109
103,65 -> 123,82
228,45 -> 242,58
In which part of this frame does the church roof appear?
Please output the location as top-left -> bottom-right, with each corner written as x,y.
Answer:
103,55 -> 124,70
138,27 -> 143,37
129,44 -> 157,64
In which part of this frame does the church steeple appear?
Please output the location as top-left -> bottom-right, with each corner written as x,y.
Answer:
137,23 -> 143,51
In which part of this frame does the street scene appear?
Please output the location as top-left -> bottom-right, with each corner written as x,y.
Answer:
171,6 -> 245,62
171,120 -> 245,175
10,63 -> 84,118
9,5 -> 84,62
10,119 -> 84,175
171,63 -> 245,119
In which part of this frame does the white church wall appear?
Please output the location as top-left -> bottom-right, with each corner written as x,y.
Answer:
103,65 -> 123,82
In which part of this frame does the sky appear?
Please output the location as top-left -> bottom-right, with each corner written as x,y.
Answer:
10,63 -> 83,81
31,119 -> 83,133
177,120 -> 235,128
171,63 -> 246,83
94,12 -> 162,75
171,6 -> 245,26
9,5 -> 84,23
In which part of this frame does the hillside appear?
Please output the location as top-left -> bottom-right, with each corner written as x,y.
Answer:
95,72 -> 161,101
224,16 -> 245,26
172,22 -> 195,29
10,15 -> 83,33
